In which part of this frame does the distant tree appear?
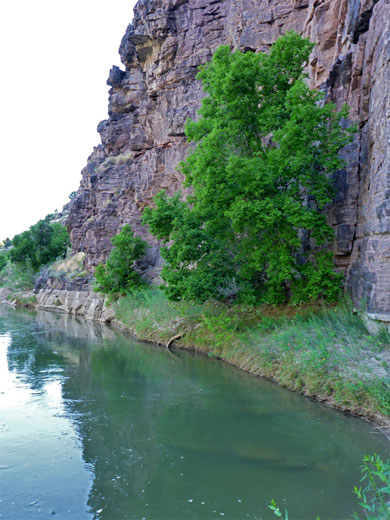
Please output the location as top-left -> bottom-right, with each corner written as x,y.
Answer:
143,32 -> 355,304
45,223 -> 69,261
3,238 -> 12,248
68,191 -> 77,200
94,224 -> 147,295
10,218 -> 70,270
0,254 -> 7,273
9,230 -> 35,266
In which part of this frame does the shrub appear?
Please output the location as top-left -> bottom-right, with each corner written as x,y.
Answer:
94,224 -> 147,295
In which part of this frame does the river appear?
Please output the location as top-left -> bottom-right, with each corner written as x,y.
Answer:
0,306 -> 388,519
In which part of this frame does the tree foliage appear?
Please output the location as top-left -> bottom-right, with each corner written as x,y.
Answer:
0,254 -> 7,273
143,32 -> 355,304
94,224 -> 147,295
9,217 -> 70,271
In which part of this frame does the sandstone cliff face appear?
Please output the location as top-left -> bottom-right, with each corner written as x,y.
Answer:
67,0 -> 390,318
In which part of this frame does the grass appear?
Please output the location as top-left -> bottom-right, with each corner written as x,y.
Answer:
8,292 -> 37,307
47,252 -> 90,280
229,307 -> 390,416
0,261 -> 36,291
115,288 -> 203,344
0,261 -> 37,307
96,153 -> 134,174
114,288 -> 390,421
50,252 -> 85,274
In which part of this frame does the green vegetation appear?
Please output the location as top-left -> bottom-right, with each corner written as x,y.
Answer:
115,287 -> 202,344
269,453 -> 390,519
0,214 -> 70,295
143,32 -> 355,305
7,291 -> 37,307
0,253 -> 7,273
9,217 -> 69,271
47,252 -> 88,280
96,153 -> 134,174
94,224 -> 147,295
269,498 -> 291,520
353,454 -> 390,519
114,288 -> 390,418
0,261 -> 36,291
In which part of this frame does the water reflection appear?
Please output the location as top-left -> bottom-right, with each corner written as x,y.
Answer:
0,313 -> 93,519
0,306 -> 388,520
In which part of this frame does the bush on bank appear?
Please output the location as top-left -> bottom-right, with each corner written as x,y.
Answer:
94,224 -> 147,295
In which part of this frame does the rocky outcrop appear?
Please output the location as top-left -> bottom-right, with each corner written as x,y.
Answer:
34,277 -> 114,322
67,0 -> 390,318
36,288 -> 114,322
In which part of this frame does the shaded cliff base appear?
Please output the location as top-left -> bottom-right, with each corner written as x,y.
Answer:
2,281 -> 390,430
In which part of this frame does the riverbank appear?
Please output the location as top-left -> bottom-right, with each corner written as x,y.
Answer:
111,289 -> 390,429
2,279 -> 390,429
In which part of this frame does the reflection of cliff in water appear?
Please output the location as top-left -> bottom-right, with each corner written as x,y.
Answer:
0,306 -> 114,390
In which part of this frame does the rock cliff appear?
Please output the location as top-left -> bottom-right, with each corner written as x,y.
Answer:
67,0 -> 390,319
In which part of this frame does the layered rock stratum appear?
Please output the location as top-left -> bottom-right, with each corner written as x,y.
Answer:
67,0 -> 390,319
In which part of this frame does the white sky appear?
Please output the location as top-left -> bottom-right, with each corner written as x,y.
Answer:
0,0 -> 137,240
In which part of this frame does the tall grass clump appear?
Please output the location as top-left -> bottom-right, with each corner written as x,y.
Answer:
0,261 -> 36,291
115,288 -> 202,344
226,304 -> 390,415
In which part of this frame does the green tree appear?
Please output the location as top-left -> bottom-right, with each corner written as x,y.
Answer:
0,254 -> 7,273
143,32 -> 355,304
94,224 -> 147,295
9,230 -> 35,266
10,218 -> 69,270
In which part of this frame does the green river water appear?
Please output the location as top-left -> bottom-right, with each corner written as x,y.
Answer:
0,306 -> 388,520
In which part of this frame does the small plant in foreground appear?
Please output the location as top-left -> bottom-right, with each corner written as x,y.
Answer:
269,498 -> 289,519
94,224 -> 147,295
352,454 -> 390,519
269,454 -> 390,520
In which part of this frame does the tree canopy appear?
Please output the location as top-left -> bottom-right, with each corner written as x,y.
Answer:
143,32 -> 355,304
9,216 -> 70,271
0,254 -> 7,273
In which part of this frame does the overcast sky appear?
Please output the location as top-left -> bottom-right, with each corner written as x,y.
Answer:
0,0 -> 137,240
